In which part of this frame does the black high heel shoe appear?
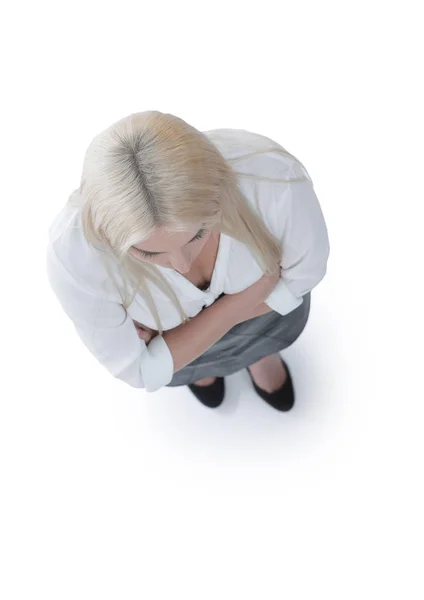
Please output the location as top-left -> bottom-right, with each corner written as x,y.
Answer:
188,376 -> 225,408
247,357 -> 295,411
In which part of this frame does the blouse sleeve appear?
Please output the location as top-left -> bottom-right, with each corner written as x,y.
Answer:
45,247 -> 174,392
264,177 -> 330,316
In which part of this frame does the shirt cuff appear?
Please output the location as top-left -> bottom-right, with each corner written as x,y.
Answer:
264,279 -> 304,316
140,334 -> 174,392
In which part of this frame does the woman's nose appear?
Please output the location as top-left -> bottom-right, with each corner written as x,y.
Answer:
170,251 -> 191,273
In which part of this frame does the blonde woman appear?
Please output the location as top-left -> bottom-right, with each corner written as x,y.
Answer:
46,111 -> 330,411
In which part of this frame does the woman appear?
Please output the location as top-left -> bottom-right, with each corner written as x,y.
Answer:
46,111 -> 330,411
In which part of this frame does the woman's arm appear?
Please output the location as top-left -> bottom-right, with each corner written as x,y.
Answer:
48,239 -> 278,392
262,178 -> 330,316
134,301 -> 273,341
135,270 -> 279,372
162,294 -> 244,372
242,301 -> 274,320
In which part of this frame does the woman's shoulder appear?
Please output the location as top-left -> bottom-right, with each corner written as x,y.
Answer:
46,188 -> 120,299
205,130 -> 317,243
203,127 -> 313,182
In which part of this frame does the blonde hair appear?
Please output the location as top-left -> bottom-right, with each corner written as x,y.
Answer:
76,111 -> 304,334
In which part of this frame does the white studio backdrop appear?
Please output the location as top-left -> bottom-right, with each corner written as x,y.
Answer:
1,1 -> 423,598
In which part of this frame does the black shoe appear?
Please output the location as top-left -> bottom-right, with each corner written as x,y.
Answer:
188,376 -> 225,408
247,357 -> 295,411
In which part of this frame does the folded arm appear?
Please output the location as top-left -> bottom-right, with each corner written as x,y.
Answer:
263,178 -> 330,315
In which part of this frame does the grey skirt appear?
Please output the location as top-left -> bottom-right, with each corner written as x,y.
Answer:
166,291 -> 311,387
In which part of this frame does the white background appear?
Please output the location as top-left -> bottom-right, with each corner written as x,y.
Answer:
1,1 -> 423,598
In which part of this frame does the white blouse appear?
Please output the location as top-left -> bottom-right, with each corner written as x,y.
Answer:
46,128 -> 330,392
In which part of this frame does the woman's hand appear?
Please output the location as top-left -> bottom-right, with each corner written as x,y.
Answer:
133,320 -> 158,345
